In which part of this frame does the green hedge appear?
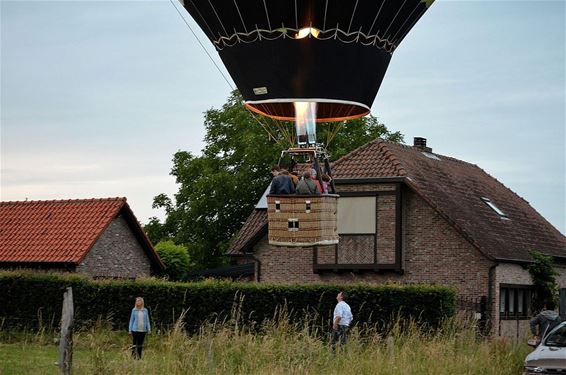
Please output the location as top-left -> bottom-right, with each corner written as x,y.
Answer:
0,271 -> 456,332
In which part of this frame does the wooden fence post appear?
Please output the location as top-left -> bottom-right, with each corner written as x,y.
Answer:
59,287 -> 74,375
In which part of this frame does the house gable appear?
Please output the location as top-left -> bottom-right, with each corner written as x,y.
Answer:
0,198 -> 164,275
76,215 -> 152,278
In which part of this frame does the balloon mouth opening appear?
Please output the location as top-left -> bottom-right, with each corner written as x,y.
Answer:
245,100 -> 369,123
295,27 -> 321,39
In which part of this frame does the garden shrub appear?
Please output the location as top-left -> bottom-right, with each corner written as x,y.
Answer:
0,271 -> 456,332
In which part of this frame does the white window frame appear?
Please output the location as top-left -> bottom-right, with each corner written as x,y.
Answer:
481,197 -> 509,219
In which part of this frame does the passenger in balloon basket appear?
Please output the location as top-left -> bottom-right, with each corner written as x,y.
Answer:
280,169 -> 292,181
289,171 -> 299,187
321,174 -> 331,194
269,165 -> 295,195
309,168 -> 324,194
296,171 -> 320,195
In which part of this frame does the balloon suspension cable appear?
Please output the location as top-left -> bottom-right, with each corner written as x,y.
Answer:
265,102 -> 295,147
169,0 -> 291,149
249,111 -> 283,148
275,118 -> 295,147
169,0 -> 295,148
325,122 -> 336,148
168,0 -> 235,91
326,120 -> 345,148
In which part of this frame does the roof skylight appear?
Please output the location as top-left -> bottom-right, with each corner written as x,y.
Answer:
481,197 -> 509,219
422,152 -> 441,161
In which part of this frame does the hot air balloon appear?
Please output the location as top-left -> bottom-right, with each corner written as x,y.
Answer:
180,0 -> 434,122
179,0 -> 434,246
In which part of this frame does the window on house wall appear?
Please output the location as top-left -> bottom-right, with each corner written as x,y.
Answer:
500,285 -> 532,320
337,196 -> 376,234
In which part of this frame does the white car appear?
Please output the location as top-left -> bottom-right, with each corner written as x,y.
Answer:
524,322 -> 566,374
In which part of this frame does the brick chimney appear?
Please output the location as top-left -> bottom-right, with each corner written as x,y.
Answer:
413,137 -> 432,153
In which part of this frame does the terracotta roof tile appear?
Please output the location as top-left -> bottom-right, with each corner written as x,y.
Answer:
0,198 -> 126,263
368,140 -> 564,261
331,139 -> 406,178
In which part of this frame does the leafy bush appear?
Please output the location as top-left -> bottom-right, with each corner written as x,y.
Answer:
0,271 -> 456,332
154,240 -> 190,280
528,250 -> 559,312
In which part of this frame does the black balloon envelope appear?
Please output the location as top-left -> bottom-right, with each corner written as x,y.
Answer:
181,0 -> 434,122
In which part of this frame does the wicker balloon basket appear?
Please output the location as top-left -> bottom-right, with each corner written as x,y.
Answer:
267,194 -> 339,247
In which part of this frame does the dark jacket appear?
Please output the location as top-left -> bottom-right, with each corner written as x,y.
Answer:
296,179 -> 320,195
530,310 -> 561,337
270,175 -> 295,194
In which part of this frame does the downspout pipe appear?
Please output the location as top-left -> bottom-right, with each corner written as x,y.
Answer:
487,262 -> 499,336
251,255 -> 261,282
240,253 -> 261,282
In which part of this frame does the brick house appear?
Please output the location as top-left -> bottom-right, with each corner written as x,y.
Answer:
0,198 -> 164,278
228,138 -> 566,336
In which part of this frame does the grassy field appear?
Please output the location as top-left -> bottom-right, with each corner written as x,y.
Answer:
0,317 -> 530,375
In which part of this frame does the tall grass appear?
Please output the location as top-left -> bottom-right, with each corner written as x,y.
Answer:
0,314 -> 530,375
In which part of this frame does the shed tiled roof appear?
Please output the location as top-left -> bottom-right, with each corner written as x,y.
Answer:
0,198 -> 164,268
228,138 -> 565,262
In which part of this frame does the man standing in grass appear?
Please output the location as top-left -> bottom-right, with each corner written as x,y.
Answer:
332,291 -> 353,352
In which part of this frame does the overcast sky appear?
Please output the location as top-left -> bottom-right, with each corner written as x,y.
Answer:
1,0 -> 564,233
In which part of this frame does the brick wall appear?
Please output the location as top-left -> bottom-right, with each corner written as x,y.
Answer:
237,182 -> 566,336
337,235 -> 374,264
377,194 -> 396,264
252,188 -> 495,302
76,215 -> 151,278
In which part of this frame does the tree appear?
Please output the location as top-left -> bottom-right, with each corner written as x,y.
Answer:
528,250 -> 559,313
154,240 -> 190,280
147,91 -> 403,269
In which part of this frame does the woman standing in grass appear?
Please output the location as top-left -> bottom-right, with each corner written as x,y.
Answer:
128,297 -> 151,359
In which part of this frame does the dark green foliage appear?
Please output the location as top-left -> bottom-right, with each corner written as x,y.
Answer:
154,241 -> 190,280
0,272 -> 455,333
144,217 -> 171,247
147,91 -> 403,268
528,250 -> 559,312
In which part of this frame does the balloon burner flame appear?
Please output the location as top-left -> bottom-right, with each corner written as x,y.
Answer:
294,101 -> 317,146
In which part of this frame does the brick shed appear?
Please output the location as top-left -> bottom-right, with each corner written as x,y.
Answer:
0,197 -> 164,278
228,138 -> 566,336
